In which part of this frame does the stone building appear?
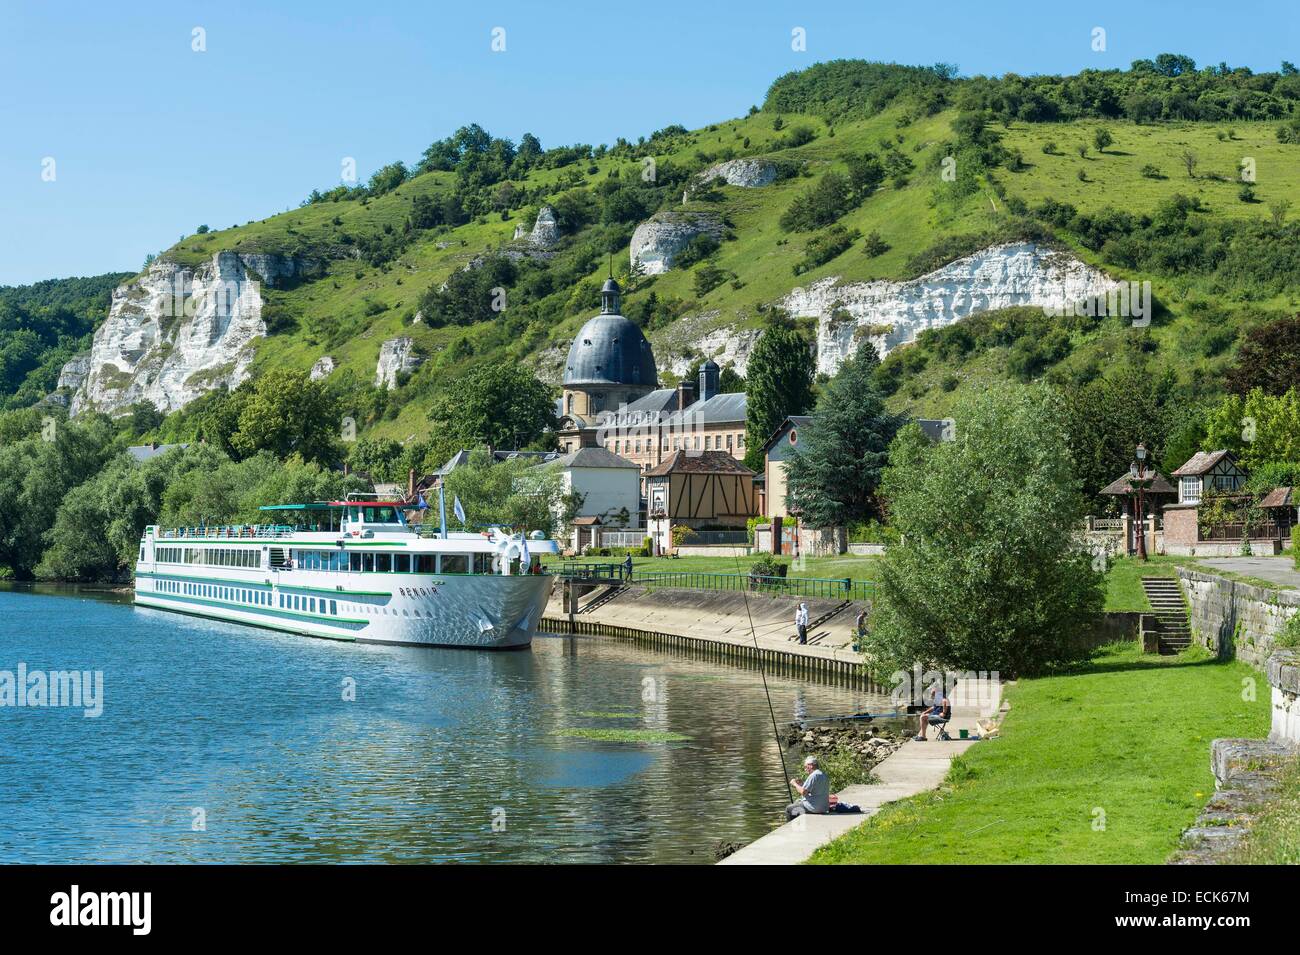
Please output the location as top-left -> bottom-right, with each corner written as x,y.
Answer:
554,277 -> 748,471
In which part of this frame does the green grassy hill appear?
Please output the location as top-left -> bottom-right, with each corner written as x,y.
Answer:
13,59 -> 1300,462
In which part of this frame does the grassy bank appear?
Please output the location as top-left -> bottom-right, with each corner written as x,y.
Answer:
810,642 -> 1268,865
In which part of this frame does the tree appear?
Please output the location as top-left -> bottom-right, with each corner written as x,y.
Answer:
1059,363 -> 1183,504
0,415 -> 117,579
844,152 -> 885,198
428,363 -> 556,459
1202,388 -> 1300,470
1180,150 -> 1198,178
227,369 -> 341,465
778,171 -> 854,232
743,325 -> 815,470
1092,128 -> 1113,153
1225,314 -> 1300,396
868,384 -> 1103,676
784,341 -> 902,527
441,450 -> 571,536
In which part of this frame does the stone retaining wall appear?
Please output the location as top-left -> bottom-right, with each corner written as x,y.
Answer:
1268,649 -> 1300,743
1177,568 -> 1300,668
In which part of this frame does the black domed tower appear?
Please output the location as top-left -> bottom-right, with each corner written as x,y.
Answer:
561,278 -> 658,419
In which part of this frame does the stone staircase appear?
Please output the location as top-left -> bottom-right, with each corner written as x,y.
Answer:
1141,577 -> 1192,654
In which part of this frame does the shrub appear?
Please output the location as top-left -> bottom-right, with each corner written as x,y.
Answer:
779,171 -> 854,231
1140,164 -> 1163,179
1293,525 -> 1300,570
794,226 -> 860,274
862,231 -> 891,257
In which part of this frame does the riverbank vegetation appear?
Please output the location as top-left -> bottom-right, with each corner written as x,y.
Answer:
810,641 -> 1269,864
869,384 -> 1103,675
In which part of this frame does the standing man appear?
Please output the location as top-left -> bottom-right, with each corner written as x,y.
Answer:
795,602 -> 810,644
623,553 -> 634,581
786,756 -> 830,820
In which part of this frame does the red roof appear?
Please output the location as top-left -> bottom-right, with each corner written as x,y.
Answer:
644,449 -> 754,477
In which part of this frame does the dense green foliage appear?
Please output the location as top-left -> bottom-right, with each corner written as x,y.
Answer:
0,273 -> 128,409
427,363 -> 557,462
869,384 -> 1103,675
743,324 -> 815,470
440,449 -> 575,537
785,342 -> 901,526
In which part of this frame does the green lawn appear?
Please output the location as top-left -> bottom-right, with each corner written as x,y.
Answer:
1103,555 -> 1182,612
810,642 -> 1269,864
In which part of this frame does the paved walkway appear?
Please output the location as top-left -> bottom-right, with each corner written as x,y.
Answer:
720,680 -> 1003,865
1199,556 -> 1300,591
548,585 -> 867,665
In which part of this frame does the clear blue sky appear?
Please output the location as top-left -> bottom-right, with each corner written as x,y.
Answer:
1,0 -> 1295,286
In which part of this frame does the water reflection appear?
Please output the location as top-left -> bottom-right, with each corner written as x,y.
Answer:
0,584 -> 889,863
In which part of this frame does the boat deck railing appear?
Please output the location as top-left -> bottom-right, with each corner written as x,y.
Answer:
158,524 -> 304,540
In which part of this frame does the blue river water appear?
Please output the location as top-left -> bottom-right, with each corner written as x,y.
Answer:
0,585 -> 884,863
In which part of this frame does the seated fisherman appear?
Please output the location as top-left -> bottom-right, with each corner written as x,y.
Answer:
786,756 -> 831,820
914,691 -> 951,741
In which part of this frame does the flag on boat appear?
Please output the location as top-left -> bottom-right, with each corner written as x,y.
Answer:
416,493 -> 428,510
453,496 -> 466,525
520,532 -> 530,567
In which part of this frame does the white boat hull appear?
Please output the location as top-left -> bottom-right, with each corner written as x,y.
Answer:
134,568 -> 554,650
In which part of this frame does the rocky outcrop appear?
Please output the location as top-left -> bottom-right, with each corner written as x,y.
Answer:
309,356 -> 335,381
659,315 -> 761,378
56,354 -> 92,391
698,158 -> 777,188
525,205 -> 560,249
70,251 -> 321,416
630,211 -> 725,275
779,242 -> 1120,376
374,337 -> 423,389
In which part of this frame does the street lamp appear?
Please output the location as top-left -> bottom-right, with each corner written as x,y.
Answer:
1131,442 -> 1150,561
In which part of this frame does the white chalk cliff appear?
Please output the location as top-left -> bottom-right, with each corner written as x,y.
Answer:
780,242 -> 1120,376
375,337 -> 423,389
630,210 -> 725,275
70,252 -> 320,416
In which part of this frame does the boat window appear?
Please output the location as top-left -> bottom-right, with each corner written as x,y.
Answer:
350,552 -> 361,572
440,554 -> 468,574
394,554 -> 410,573
375,553 -> 392,573
362,553 -> 374,573
309,598 -> 316,613
329,600 -> 337,615
416,555 -> 436,573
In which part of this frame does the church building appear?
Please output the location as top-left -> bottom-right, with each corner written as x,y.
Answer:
555,278 -> 748,472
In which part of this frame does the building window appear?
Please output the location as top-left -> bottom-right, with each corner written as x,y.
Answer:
704,436 -> 711,449
738,434 -> 745,448
726,434 -> 733,449
1181,476 -> 1201,503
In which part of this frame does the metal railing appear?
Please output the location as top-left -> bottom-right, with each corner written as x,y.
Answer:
553,561 -> 631,582
636,571 -> 871,601
1200,521 -> 1286,542
598,530 -> 649,548
158,524 -> 300,540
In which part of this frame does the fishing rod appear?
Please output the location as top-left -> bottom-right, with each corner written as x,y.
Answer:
730,546 -> 792,803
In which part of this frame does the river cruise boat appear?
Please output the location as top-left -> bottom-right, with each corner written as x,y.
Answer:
133,496 -> 560,649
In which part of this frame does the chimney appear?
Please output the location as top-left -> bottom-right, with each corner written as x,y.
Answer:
698,360 -> 720,402
675,379 -> 696,411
